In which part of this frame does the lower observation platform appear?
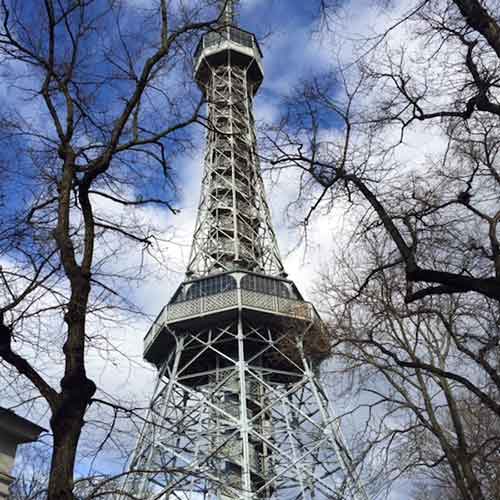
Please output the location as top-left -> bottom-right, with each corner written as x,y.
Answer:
143,271 -> 324,366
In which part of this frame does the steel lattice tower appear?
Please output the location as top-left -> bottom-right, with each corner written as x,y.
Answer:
121,2 -> 368,499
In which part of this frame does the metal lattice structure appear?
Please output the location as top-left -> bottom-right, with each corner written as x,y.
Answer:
187,18 -> 284,277
120,3 -> 368,499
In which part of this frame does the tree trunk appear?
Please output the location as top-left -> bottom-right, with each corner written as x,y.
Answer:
47,365 -> 96,500
461,459 -> 486,500
48,407 -> 86,500
47,284 -> 96,500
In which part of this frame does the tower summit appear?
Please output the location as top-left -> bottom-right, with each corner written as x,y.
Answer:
120,3 -> 368,499
219,0 -> 237,26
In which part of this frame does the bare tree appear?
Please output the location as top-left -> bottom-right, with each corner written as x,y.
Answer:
0,1 -> 226,498
262,0 -> 500,497
269,0 -> 500,302
318,233 -> 500,500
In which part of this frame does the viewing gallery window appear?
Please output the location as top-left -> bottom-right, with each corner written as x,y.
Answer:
170,273 -> 296,304
229,27 -> 253,48
185,274 -> 237,301
202,28 -> 255,51
204,31 -> 224,48
240,274 -> 291,298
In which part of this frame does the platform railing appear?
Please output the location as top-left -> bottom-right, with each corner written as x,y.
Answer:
144,289 -> 320,355
194,26 -> 263,68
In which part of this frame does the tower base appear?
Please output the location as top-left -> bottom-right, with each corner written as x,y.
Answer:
120,314 -> 367,500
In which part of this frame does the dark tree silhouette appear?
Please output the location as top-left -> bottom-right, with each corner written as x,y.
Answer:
0,1 -> 224,498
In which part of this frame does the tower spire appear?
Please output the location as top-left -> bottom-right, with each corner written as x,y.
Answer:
218,0 -> 239,26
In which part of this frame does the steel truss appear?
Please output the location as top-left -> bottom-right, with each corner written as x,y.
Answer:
187,58 -> 284,277
122,315 -> 367,500
119,4 -> 369,499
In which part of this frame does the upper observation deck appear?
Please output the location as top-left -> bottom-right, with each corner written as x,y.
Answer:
194,25 -> 264,91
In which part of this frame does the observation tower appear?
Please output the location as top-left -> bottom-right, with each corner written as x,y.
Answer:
121,2 -> 368,499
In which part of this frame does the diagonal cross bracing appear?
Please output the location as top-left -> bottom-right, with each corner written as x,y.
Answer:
187,60 -> 284,277
123,318 -> 369,499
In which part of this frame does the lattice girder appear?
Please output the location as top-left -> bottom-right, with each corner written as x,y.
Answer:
122,316 -> 368,500
187,52 -> 284,277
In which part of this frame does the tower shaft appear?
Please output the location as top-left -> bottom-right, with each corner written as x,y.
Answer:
188,28 -> 283,277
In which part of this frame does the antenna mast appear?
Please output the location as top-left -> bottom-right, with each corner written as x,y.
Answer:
219,0 -> 239,26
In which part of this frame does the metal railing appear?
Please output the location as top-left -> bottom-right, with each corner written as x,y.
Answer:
144,289 -> 319,355
194,26 -> 262,65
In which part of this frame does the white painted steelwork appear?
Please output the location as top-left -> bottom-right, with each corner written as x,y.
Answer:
188,22 -> 281,277
119,3 -> 369,499
122,316 -> 368,500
